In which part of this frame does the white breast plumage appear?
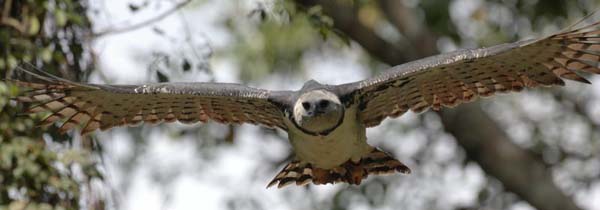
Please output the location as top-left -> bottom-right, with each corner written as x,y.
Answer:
285,105 -> 372,169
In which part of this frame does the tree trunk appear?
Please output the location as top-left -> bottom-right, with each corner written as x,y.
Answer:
440,103 -> 581,210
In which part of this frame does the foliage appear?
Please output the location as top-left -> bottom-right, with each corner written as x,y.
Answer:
222,0 -> 350,81
0,0 -> 103,209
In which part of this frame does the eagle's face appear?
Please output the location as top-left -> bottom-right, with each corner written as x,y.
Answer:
293,90 -> 344,134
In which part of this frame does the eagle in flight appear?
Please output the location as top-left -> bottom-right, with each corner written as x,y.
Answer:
9,17 -> 600,188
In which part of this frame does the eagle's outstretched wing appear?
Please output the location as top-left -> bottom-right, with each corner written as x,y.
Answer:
10,68 -> 288,135
340,18 -> 600,127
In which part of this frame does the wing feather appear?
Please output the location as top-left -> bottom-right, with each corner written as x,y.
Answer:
339,18 -> 600,127
11,69 -> 288,135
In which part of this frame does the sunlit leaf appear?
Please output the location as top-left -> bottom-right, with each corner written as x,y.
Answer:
7,55 -> 18,70
55,10 -> 67,27
40,47 -> 52,62
28,16 -> 40,35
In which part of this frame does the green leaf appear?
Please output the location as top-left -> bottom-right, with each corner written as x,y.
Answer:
319,27 -> 329,39
7,55 -> 18,70
67,13 -> 85,26
40,47 -> 52,62
55,10 -> 67,27
28,16 -> 40,35
307,5 -> 322,15
320,15 -> 333,27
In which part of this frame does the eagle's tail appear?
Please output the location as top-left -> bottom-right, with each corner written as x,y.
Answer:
267,148 -> 410,188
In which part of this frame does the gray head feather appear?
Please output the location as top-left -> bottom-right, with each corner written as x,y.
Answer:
293,90 -> 343,134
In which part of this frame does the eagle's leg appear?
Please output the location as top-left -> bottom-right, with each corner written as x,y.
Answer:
267,148 -> 411,188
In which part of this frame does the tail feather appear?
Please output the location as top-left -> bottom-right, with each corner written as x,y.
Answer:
362,149 -> 411,175
267,148 -> 410,188
267,161 -> 314,188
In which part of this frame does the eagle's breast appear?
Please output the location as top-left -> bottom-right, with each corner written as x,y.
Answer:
285,104 -> 372,169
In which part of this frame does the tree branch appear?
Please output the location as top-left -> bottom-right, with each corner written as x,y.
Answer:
292,1 -> 583,210
0,0 -> 27,34
377,0 -> 438,58
440,103 -> 581,210
92,0 -> 192,37
294,0 -> 413,65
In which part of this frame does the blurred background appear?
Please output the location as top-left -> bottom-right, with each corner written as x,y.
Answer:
1,0 -> 600,210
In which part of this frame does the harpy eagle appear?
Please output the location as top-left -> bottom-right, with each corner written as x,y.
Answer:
9,16 -> 600,188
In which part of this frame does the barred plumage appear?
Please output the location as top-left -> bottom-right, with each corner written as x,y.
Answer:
11,68 -> 287,135
267,148 -> 410,188
347,19 -> 600,127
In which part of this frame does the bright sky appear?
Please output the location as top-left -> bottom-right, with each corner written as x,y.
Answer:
87,0 -> 600,210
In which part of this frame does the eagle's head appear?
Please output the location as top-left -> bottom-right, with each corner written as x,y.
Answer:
293,90 -> 344,134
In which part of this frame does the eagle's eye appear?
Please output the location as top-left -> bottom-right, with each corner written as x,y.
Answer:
318,100 -> 329,108
302,102 -> 311,110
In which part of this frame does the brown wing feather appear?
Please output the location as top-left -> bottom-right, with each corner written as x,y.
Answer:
12,72 -> 287,135
347,19 -> 600,127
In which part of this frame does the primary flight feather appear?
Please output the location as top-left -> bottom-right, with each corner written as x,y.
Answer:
9,16 -> 600,188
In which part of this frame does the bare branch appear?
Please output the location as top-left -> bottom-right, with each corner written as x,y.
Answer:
92,0 -> 192,37
0,0 -> 27,34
